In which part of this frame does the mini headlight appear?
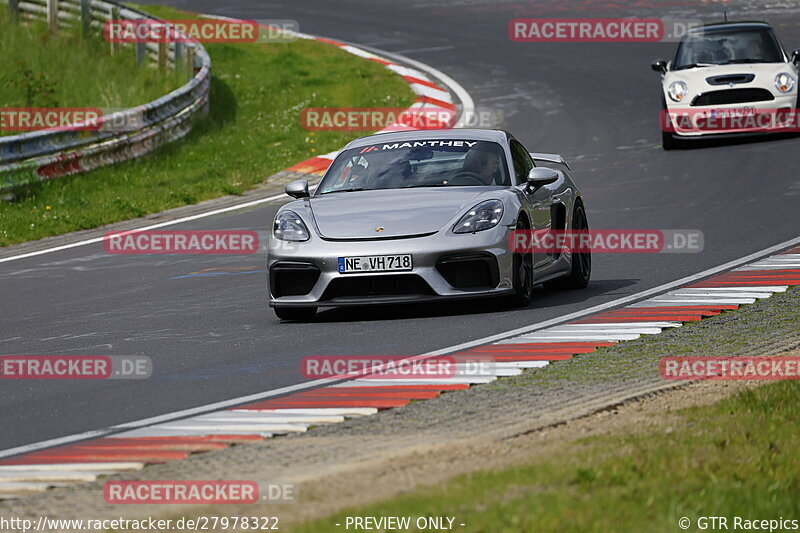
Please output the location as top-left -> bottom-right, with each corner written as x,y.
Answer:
775,72 -> 796,93
453,200 -> 504,234
667,81 -> 688,102
273,210 -> 310,241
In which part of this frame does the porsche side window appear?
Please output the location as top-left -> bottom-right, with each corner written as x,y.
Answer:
510,140 -> 533,181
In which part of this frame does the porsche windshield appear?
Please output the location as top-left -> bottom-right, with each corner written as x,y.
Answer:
317,140 -> 511,195
673,27 -> 784,70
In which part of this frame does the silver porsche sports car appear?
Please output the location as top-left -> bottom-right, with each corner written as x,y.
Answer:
268,129 -> 590,320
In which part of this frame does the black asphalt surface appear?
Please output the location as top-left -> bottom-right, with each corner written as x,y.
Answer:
2,0 -> 800,450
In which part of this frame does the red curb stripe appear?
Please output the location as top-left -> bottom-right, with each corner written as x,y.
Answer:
459,347 -> 599,356
415,95 -> 456,110
779,246 -> 800,254
294,390 -> 439,400
316,37 -> 346,47
0,451 -> 187,464
485,354 -> 573,361
287,156 -> 332,174
573,316 -> 703,323
0,456 -> 172,466
105,435 -> 264,442
691,281 -> 798,287
70,441 -> 226,452
241,398 -> 410,409
402,76 -> 441,89
368,57 -> 394,66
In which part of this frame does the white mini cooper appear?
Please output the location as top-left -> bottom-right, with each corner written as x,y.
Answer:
652,22 -> 799,149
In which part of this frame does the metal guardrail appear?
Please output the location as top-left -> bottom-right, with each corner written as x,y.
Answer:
0,0 -> 211,194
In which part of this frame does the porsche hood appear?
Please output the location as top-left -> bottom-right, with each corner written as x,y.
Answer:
308,188 -> 493,240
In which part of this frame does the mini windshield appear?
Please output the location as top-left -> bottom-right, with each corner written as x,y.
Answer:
317,140 -> 511,195
673,27 -> 784,70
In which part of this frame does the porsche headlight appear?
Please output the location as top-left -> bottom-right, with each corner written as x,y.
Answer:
775,72 -> 796,93
453,200 -> 504,234
667,81 -> 688,102
273,210 -> 310,241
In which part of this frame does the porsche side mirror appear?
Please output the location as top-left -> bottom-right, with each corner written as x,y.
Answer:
792,49 -> 800,64
285,179 -> 310,199
651,59 -> 667,73
526,167 -> 559,189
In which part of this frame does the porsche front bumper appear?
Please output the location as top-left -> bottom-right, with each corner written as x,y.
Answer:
267,226 -> 516,308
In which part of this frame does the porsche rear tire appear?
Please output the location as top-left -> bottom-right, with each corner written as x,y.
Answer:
274,306 -> 317,321
545,201 -> 591,290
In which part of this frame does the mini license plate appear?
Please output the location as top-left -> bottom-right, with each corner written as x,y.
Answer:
338,254 -> 413,273
709,106 -> 755,118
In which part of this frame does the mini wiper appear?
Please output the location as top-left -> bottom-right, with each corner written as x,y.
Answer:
320,187 -> 367,195
676,62 -> 716,70
723,59 -> 770,64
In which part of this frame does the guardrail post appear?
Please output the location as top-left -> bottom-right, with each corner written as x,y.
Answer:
109,6 -> 120,55
186,45 -> 196,80
47,0 -> 59,33
80,0 -> 91,35
158,41 -> 167,71
173,42 -> 184,73
8,0 -> 19,23
135,40 -> 147,66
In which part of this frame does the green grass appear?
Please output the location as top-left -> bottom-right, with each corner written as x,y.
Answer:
293,381 -> 800,533
0,5 -> 415,246
0,10 -> 182,135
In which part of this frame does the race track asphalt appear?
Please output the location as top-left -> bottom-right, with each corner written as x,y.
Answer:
1,0 -> 799,450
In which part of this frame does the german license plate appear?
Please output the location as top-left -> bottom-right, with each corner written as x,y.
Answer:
710,106 -> 755,118
338,254 -> 413,273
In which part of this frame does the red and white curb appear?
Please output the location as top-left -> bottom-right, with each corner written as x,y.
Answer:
203,15 -> 459,179
1,246 -> 798,499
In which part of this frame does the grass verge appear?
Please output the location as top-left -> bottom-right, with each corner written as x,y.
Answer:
293,380 -> 800,533
0,4 -> 415,246
0,10 -> 182,135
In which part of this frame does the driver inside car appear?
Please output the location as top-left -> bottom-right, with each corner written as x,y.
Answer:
460,146 -> 502,185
